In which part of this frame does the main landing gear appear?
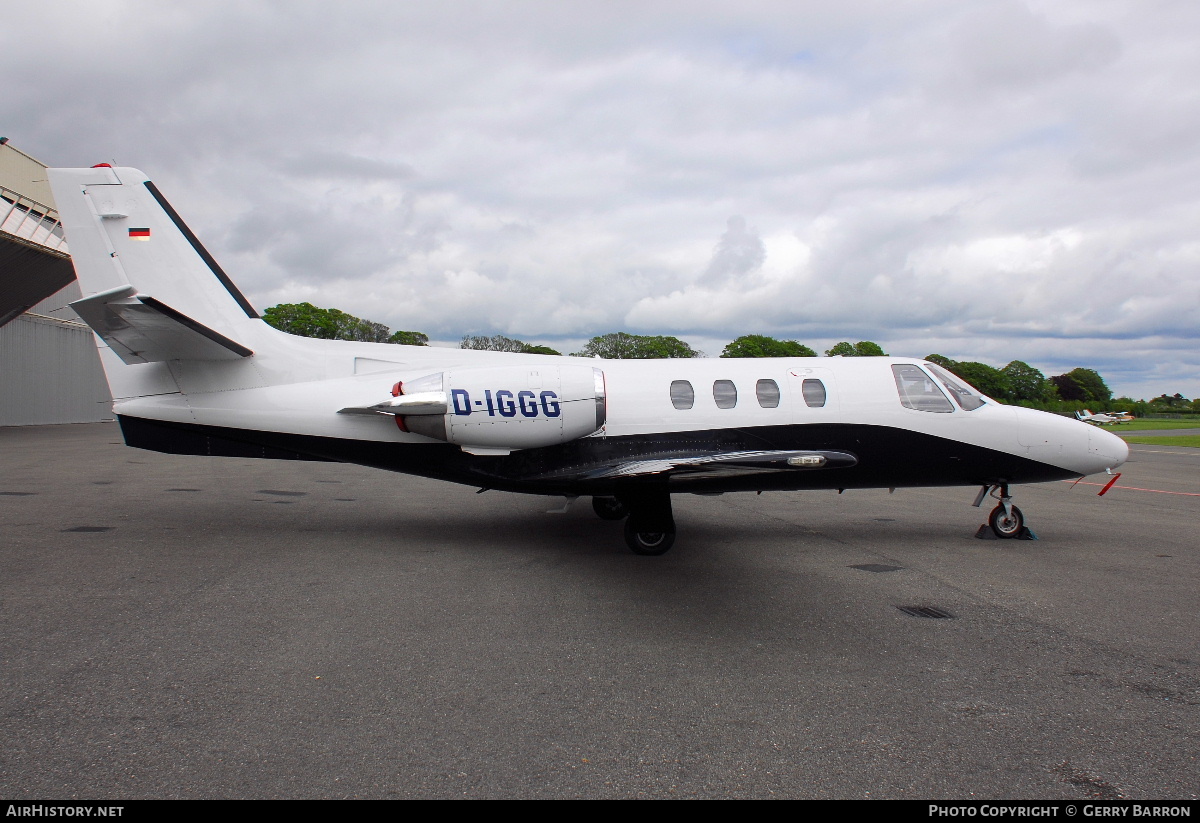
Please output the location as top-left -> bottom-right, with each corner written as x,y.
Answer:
591,496 -> 629,521
972,484 -> 1035,540
592,493 -> 676,555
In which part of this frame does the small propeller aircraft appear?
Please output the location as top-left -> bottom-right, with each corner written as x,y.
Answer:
1076,409 -> 1132,425
46,165 -> 1129,554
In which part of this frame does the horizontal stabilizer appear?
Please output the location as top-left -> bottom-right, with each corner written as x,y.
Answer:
71,285 -> 254,364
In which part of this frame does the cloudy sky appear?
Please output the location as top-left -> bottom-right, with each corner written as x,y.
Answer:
7,1 -> 1199,399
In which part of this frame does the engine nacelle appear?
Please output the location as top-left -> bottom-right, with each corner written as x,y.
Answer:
392,365 -> 606,451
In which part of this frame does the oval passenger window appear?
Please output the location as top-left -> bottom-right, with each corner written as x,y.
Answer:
802,379 -> 827,408
670,380 -> 695,410
756,379 -> 780,408
713,380 -> 737,409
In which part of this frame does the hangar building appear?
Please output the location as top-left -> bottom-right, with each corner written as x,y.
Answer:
0,139 -> 112,425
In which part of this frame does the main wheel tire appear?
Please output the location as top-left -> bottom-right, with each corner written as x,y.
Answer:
988,504 -> 1024,539
624,518 -> 676,555
592,496 -> 629,521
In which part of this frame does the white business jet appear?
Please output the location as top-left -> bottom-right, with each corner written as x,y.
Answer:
47,165 -> 1129,554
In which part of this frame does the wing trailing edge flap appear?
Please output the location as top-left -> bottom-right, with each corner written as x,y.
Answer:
536,449 -> 858,482
71,285 -> 254,364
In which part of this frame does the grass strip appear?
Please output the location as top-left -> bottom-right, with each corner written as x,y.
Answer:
1100,419 -> 1200,431
1122,435 -> 1200,448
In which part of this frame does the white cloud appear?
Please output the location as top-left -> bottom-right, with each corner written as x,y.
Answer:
5,0 -> 1200,399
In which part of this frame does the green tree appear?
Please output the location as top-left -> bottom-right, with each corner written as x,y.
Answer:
924,354 -> 958,371
575,332 -> 702,359
721,335 -> 816,358
1001,361 -> 1051,402
825,340 -> 888,357
461,334 -> 528,353
330,310 -> 391,343
461,334 -> 559,355
950,362 -> 1012,401
1111,396 -> 1146,417
853,340 -> 887,357
1050,373 -> 1087,401
263,303 -> 381,342
263,302 -> 341,339
1067,368 -> 1112,403
1150,392 -> 1190,410
263,302 -> 427,345
388,330 -> 429,346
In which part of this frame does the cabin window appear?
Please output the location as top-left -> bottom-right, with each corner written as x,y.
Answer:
925,364 -> 986,411
801,379 -> 827,408
892,364 -> 954,412
713,380 -> 737,409
670,380 -> 695,410
756,379 -> 780,408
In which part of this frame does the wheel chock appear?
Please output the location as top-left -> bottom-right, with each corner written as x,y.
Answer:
974,524 -> 1039,540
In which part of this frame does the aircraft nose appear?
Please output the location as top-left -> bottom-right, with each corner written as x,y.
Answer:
1014,407 -> 1127,475
1089,425 -> 1129,468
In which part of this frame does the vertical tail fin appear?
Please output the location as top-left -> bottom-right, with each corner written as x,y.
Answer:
48,166 -> 259,365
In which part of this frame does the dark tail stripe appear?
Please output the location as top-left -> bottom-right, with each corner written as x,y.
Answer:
143,180 -> 259,318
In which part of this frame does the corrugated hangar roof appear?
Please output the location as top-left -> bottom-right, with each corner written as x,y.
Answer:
0,139 -> 55,205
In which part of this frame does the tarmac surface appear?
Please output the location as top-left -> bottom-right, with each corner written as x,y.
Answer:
1,422 -> 1196,799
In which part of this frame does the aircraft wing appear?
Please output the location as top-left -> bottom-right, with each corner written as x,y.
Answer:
527,449 -> 858,482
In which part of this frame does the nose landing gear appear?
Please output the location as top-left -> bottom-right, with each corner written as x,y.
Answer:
988,499 -> 1025,538
973,484 -> 1037,540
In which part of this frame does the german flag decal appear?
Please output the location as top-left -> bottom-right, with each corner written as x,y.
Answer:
128,227 -> 151,240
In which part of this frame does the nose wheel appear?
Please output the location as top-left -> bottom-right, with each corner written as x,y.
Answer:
973,484 -> 1036,540
988,502 -> 1024,538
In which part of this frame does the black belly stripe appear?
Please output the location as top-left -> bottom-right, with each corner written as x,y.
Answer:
117,415 -> 1077,496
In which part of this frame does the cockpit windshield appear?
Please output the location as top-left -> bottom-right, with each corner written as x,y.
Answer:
925,364 -> 986,411
892,364 -> 954,412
